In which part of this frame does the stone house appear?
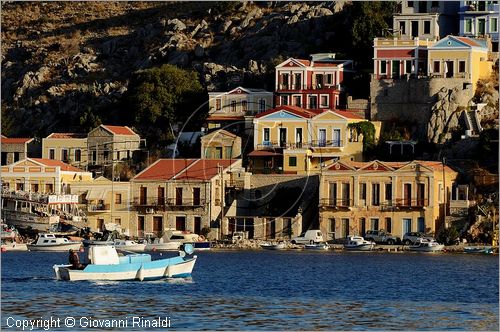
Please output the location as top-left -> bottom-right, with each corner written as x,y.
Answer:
42,133 -> 88,169
130,158 -> 242,239
318,160 -> 458,241
87,125 -> 143,168
1,136 -> 41,165
200,129 -> 242,159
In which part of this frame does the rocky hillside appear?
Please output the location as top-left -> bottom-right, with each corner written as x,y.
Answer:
5,1 -> 385,137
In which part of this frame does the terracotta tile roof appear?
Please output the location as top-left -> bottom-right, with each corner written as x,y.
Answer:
455,37 -> 481,47
134,159 -> 196,181
47,133 -> 87,139
312,62 -> 339,67
295,59 -> 311,66
174,159 -> 235,181
31,158 -> 85,172
333,110 -> 364,119
0,137 -> 33,144
207,115 -> 245,121
255,105 -> 323,119
102,125 -> 137,136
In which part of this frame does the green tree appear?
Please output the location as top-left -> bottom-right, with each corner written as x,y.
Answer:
126,64 -> 206,147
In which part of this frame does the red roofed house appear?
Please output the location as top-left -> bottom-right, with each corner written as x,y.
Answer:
130,158 -> 242,239
318,159 -> 458,241
1,136 -> 41,165
274,53 -> 354,110
42,133 -> 87,168
87,125 -> 143,168
250,105 -> 371,174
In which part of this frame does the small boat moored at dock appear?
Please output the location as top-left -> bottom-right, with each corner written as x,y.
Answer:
53,244 -> 197,281
344,236 -> 375,251
463,246 -> 494,254
27,233 -> 82,251
1,241 -> 29,251
407,238 -> 444,252
305,242 -> 330,250
113,239 -> 146,252
260,242 -> 286,250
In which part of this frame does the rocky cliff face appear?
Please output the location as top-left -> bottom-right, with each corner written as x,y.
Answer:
1,1 -> 348,137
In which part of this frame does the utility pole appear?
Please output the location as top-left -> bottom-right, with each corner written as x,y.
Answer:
442,157 -> 447,229
218,164 -> 224,240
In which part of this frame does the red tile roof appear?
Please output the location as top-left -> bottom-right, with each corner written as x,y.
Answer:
334,110 -> 364,119
102,125 -> 137,136
312,62 -> 339,67
174,159 -> 235,181
31,158 -> 85,172
255,105 -> 323,119
207,115 -> 245,121
134,159 -> 197,181
295,59 -> 311,66
47,133 -> 87,139
0,137 -> 33,144
455,37 -> 481,47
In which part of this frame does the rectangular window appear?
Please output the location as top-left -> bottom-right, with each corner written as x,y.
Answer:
404,183 -> 412,206
326,74 -> 333,85
478,18 -> 486,35
75,149 -> 81,162
175,187 -> 183,206
411,21 -> 419,37
385,183 -> 392,201
49,149 -> 55,160
280,95 -> 288,106
341,218 -> 349,238
231,100 -> 237,112
431,1 -> 439,8
61,149 -> 68,162
329,182 -> 337,206
193,187 -> 201,206
309,95 -> 318,109
216,98 -> 222,110
103,150 -> 109,161
359,183 -> 367,202
117,151 -> 121,160
114,218 -> 121,225
385,217 -> 392,233
153,216 -> 163,234
281,73 -> 289,89
115,193 -> 122,204
465,19 -> 472,33
341,183 -> 350,206
424,20 -> 431,34
140,187 -> 147,205
315,74 -> 324,88
406,60 -> 412,74
491,17 -> 498,32
320,95 -> 328,108
288,156 -> 297,167
194,216 -> 202,235
370,218 -> 379,230
399,21 -> 406,34
14,152 -> 20,162
407,1 -> 413,7
293,95 -> 302,107
263,128 -> 270,144
241,100 -> 248,112
372,183 -> 380,206
45,183 -> 54,193
329,218 -> 336,239
417,183 -> 425,206
459,60 -> 466,73
259,99 -> 266,112
157,187 -> 165,205
138,216 -> 145,232
380,60 -> 387,74
294,73 -> 302,89
433,61 -> 440,73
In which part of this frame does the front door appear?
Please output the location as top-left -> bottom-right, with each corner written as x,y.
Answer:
176,216 -> 186,231
403,183 -> 412,206
358,218 -> 366,237
279,128 -> 287,147
332,129 -> 341,147
403,218 -> 412,236
153,216 -> 163,236
295,128 -> 303,148
318,129 -> 327,147
392,60 -> 400,78
445,60 -> 454,78
417,217 -> 425,233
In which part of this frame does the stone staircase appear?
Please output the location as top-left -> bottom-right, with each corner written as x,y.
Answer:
464,109 -> 482,136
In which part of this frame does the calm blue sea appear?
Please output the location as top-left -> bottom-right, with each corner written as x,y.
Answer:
1,250 -> 498,330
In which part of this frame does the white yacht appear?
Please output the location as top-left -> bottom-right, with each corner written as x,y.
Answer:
343,235 -> 375,251
113,239 -> 146,252
27,233 -> 82,251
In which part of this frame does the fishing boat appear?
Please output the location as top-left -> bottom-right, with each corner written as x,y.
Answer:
305,242 -> 330,250
343,236 -> 375,251
1,241 -> 28,252
166,230 -> 211,251
260,242 -> 286,250
113,239 -> 146,252
27,233 -> 82,251
53,244 -> 197,281
144,237 -> 182,252
463,246 -> 494,254
407,238 -> 444,252
1,190 -> 84,231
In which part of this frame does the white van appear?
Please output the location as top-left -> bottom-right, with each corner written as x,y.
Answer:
291,230 -> 324,244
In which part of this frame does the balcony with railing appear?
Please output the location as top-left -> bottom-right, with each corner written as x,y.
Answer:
380,198 -> 429,211
257,140 -> 345,151
320,198 -> 353,209
133,197 -> 206,209
277,83 -> 340,91
87,204 -> 111,212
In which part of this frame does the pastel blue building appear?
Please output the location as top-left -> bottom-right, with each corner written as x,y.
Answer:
459,1 -> 499,51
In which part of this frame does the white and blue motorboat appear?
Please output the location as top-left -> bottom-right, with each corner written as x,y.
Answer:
53,244 -> 197,281
463,246 -> 494,254
305,242 -> 330,250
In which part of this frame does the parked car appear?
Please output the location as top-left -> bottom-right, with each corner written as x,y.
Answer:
291,230 -> 324,244
364,230 -> 400,245
402,232 -> 434,245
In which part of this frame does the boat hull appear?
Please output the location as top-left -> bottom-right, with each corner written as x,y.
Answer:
145,242 -> 181,252
54,256 -> 197,281
114,244 -> 146,252
464,246 -> 494,254
344,244 -> 374,251
1,243 -> 29,251
28,242 -> 82,252
260,244 -> 286,250
305,244 -> 329,250
408,245 -> 444,252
